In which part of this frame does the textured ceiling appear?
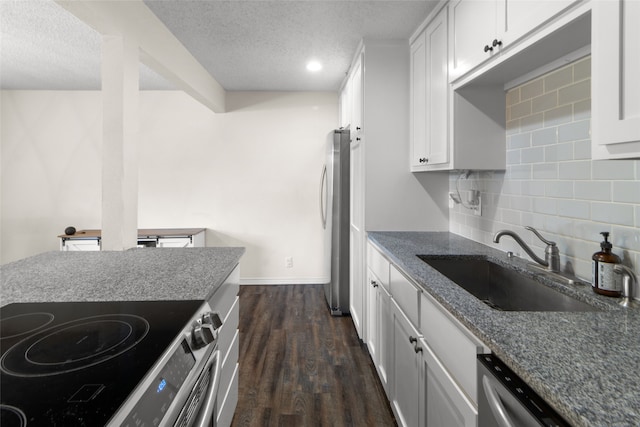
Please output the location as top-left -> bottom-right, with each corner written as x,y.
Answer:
1,0 -> 436,91
143,0 -> 436,91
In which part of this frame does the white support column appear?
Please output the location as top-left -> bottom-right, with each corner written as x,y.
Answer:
101,34 -> 138,251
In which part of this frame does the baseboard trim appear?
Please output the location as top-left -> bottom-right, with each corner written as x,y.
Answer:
240,278 -> 327,285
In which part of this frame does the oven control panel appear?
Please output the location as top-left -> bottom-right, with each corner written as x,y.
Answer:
121,339 -> 195,427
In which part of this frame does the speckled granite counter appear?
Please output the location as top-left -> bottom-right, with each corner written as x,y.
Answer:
1,247 -> 245,306
368,231 -> 640,427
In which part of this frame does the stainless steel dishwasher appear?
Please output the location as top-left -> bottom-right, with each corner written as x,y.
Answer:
478,354 -> 571,427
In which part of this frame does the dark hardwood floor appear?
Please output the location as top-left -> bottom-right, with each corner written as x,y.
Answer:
231,285 -> 397,427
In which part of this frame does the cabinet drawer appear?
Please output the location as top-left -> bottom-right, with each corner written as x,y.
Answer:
421,292 -> 488,404
390,266 -> 420,329
367,242 -> 390,291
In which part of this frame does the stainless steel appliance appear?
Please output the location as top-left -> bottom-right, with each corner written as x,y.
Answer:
478,354 -> 570,427
320,128 -> 350,315
0,300 -> 223,427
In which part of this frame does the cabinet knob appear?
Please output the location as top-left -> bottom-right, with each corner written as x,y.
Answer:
409,336 -> 418,344
356,126 -> 361,131
356,137 -> 361,141
414,345 -> 423,354
484,44 -> 493,53
492,39 -> 502,47
419,157 -> 428,164
371,280 -> 379,288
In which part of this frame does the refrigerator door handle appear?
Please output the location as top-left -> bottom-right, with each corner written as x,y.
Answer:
320,164 -> 327,229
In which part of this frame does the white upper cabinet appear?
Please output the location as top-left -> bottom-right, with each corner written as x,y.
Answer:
449,0 -> 580,82
411,7 -> 449,171
449,0 -> 500,82
411,5 -> 505,171
501,0 -> 579,45
591,0 -> 640,159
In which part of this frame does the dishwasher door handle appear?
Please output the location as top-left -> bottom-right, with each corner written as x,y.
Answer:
482,374 -> 515,427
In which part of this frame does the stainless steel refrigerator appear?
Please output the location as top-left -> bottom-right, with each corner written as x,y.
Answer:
320,128 -> 350,315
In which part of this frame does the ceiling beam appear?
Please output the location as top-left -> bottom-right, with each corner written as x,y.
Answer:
55,0 -> 226,113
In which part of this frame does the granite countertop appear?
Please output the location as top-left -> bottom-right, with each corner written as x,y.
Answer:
368,231 -> 640,427
1,247 -> 245,306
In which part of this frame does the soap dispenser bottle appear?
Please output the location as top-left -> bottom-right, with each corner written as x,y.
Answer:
591,232 -> 622,296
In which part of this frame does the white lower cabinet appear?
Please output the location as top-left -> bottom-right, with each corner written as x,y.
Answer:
366,268 -> 391,395
420,338 -> 477,427
367,240 -> 488,427
390,298 -> 422,427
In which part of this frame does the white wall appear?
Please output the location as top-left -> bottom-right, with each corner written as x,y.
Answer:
1,90 -> 338,284
1,91 -> 102,262
138,91 -> 337,283
450,56 -> 640,288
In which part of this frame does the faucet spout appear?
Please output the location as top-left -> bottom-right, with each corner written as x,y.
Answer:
493,227 -> 560,272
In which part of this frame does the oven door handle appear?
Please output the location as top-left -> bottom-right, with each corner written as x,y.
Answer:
194,349 -> 222,427
482,374 -> 515,427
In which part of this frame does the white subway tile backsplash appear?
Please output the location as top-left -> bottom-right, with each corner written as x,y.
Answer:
573,140 -> 591,160
510,100 -> 532,119
545,142 -> 573,162
521,78 -> 544,100
612,226 -> 640,252
533,163 -> 558,180
573,56 -> 591,81
613,181 -> 640,203
507,164 -> 532,180
574,181 -> 611,201
450,55 -> 640,283
573,100 -> 590,121
557,199 -> 590,219
506,149 -> 521,165
558,120 -> 590,142
558,161 -> 590,180
593,160 -> 636,180
533,197 -> 557,215
545,181 -> 573,198
532,92 -> 558,113
508,132 -> 531,149
522,180 -> 545,196
521,113 -> 545,132
532,128 -> 557,146
544,105 -> 572,127
544,65 -> 573,92
591,202 -> 635,227
558,80 -> 590,105
521,147 -> 544,163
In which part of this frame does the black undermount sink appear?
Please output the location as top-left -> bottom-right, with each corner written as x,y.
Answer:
418,255 -> 599,312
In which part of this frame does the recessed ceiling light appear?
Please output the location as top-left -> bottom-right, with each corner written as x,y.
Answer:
306,61 -> 322,72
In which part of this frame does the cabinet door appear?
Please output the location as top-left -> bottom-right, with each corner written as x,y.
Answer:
501,0 -> 578,45
592,0 -> 640,159
390,299 -> 422,427
424,8 -> 449,166
61,239 -> 101,251
366,269 -> 381,366
449,0 -> 498,82
377,284 -> 391,396
157,237 -> 192,248
420,339 -> 477,427
410,30 -> 428,169
349,54 -> 365,338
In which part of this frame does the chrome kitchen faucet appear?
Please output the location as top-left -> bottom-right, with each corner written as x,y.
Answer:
493,226 -> 560,272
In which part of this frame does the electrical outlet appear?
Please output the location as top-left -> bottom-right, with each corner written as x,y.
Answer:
473,195 -> 482,216
285,256 -> 293,268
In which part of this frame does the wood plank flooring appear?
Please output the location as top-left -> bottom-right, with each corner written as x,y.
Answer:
231,285 -> 397,427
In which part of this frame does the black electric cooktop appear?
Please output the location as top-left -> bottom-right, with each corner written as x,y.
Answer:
0,300 -> 204,427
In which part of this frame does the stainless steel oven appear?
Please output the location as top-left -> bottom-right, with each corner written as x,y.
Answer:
1,300 -> 223,427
